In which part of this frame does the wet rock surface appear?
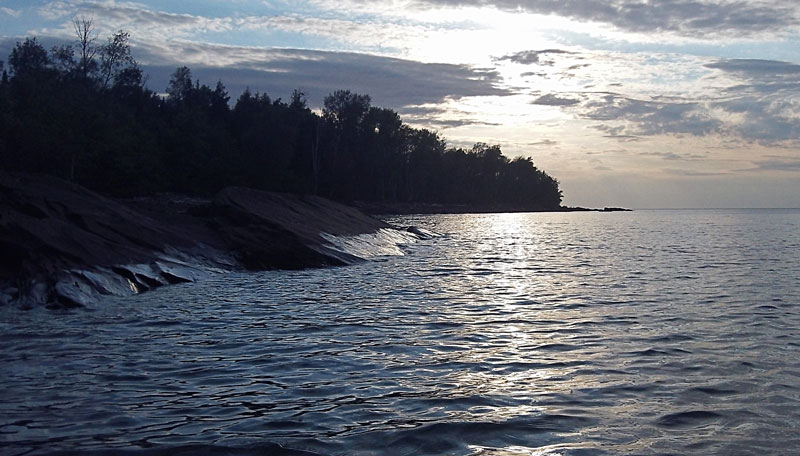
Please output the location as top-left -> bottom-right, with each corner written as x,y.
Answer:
0,172 -> 402,308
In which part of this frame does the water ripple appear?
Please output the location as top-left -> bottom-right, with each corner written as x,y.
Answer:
2,209 -> 800,455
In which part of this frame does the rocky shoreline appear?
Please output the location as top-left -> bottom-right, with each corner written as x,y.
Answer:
0,172 -> 425,308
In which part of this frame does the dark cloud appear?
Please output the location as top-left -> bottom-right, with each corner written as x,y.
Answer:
398,105 -> 503,128
416,0 -> 799,36
707,58 -> 800,144
591,124 -> 641,141
140,43 -> 510,108
50,0 -> 800,42
528,139 -> 558,146
641,151 -> 707,161
568,63 -> 590,70
720,105 -> 800,144
0,38 -> 510,110
707,59 -> 800,95
706,59 -> 800,77
753,158 -> 800,172
585,69 -> 800,144
397,106 -> 449,117
495,49 -> 574,66
532,93 -> 581,106
663,168 -> 731,177
520,71 -> 548,78
583,94 -> 721,137
594,124 -> 627,136
426,118 -> 502,128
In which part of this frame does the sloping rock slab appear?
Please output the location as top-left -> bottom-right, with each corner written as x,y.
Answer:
0,173 -> 404,308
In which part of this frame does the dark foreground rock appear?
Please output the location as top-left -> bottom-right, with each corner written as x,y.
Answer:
0,172 -> 417,308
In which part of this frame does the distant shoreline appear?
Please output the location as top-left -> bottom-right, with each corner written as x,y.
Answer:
355,201 -> 632,215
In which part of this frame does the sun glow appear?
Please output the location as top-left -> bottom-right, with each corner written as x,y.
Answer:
398,8 -> 572,64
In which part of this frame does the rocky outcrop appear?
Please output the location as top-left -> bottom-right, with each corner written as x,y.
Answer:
0,172 -> 419,308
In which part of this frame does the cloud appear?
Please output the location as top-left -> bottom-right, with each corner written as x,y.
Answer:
38,1 -> 208,31
663,168 -> 731,177
706,58 -> 800,143
33,0 -> 435,56
583,94 -> 722,137
529,139 -> 558,147
520,71 -> 548,78
532,93 -> 581,106
706,59 -> 800,78
641,151 -> 707,161
397,105 -> 449,117
1,7 -> 22,18
591,124 -> 642,142
0,33 -> 509,112
397,105 -> 504,129
425,118 -> 502,129
705,59 -> 800,93
1,1 -> 514,128
135,43 -> 511,109
753,158 -> 800,172
413,0 -> 800,37
567,63 -> 590,71
495,49 -> 574,66
706,59 -> 800,93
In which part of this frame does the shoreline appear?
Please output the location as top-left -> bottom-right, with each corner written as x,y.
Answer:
355,201 -> 632,215
1,172 -> 628,308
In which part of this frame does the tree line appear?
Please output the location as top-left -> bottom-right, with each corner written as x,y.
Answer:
0,25 -> 562,209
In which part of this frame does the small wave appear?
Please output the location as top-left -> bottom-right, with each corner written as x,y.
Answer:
626,347 -> 691,357
656,410 -> 723,428
46,443 -> 322,456
318,228 -> 419,260
642,333 -> 695,343
376,414 -> 592,455
686,386 -> 739,396
533,343 -> 581,352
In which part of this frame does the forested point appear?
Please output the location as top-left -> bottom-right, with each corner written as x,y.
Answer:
0,27 -> 563,210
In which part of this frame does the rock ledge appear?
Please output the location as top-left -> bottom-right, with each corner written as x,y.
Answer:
0,172 -> 417,308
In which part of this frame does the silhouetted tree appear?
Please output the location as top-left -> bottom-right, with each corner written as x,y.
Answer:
8,38 -> 50,77
112,66 -> 144,91
405,128 -> 446,202
321,90 -> 372,199
1,32 -> 563,208
166,66 -> 193,103
290,89 -> 307,110
99,31 -> 135,89
360,107 -> 406,201
73,17 -> 99,80
50,44 -> 76,74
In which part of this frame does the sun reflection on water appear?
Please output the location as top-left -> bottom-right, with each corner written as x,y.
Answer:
5,211 -> 799,454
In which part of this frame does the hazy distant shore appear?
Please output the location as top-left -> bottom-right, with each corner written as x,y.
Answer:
355,201 -> 631,215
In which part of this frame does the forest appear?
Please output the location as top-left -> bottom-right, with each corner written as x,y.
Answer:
0,26 -> 563,210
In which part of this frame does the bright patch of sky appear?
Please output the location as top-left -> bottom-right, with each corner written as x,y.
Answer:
1,0 -> 799,208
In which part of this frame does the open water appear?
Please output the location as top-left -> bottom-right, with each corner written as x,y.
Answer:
2,209 -> 800,455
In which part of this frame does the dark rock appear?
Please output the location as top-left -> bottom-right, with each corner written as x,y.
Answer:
0,172 -> 398,307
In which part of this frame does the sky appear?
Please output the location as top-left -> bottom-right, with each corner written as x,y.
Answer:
1,0 -> 799,208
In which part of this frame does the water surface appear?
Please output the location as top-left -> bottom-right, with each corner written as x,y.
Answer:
2,209 -> 799,455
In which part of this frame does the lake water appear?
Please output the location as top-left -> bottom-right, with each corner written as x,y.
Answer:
2,209 -> 799,455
